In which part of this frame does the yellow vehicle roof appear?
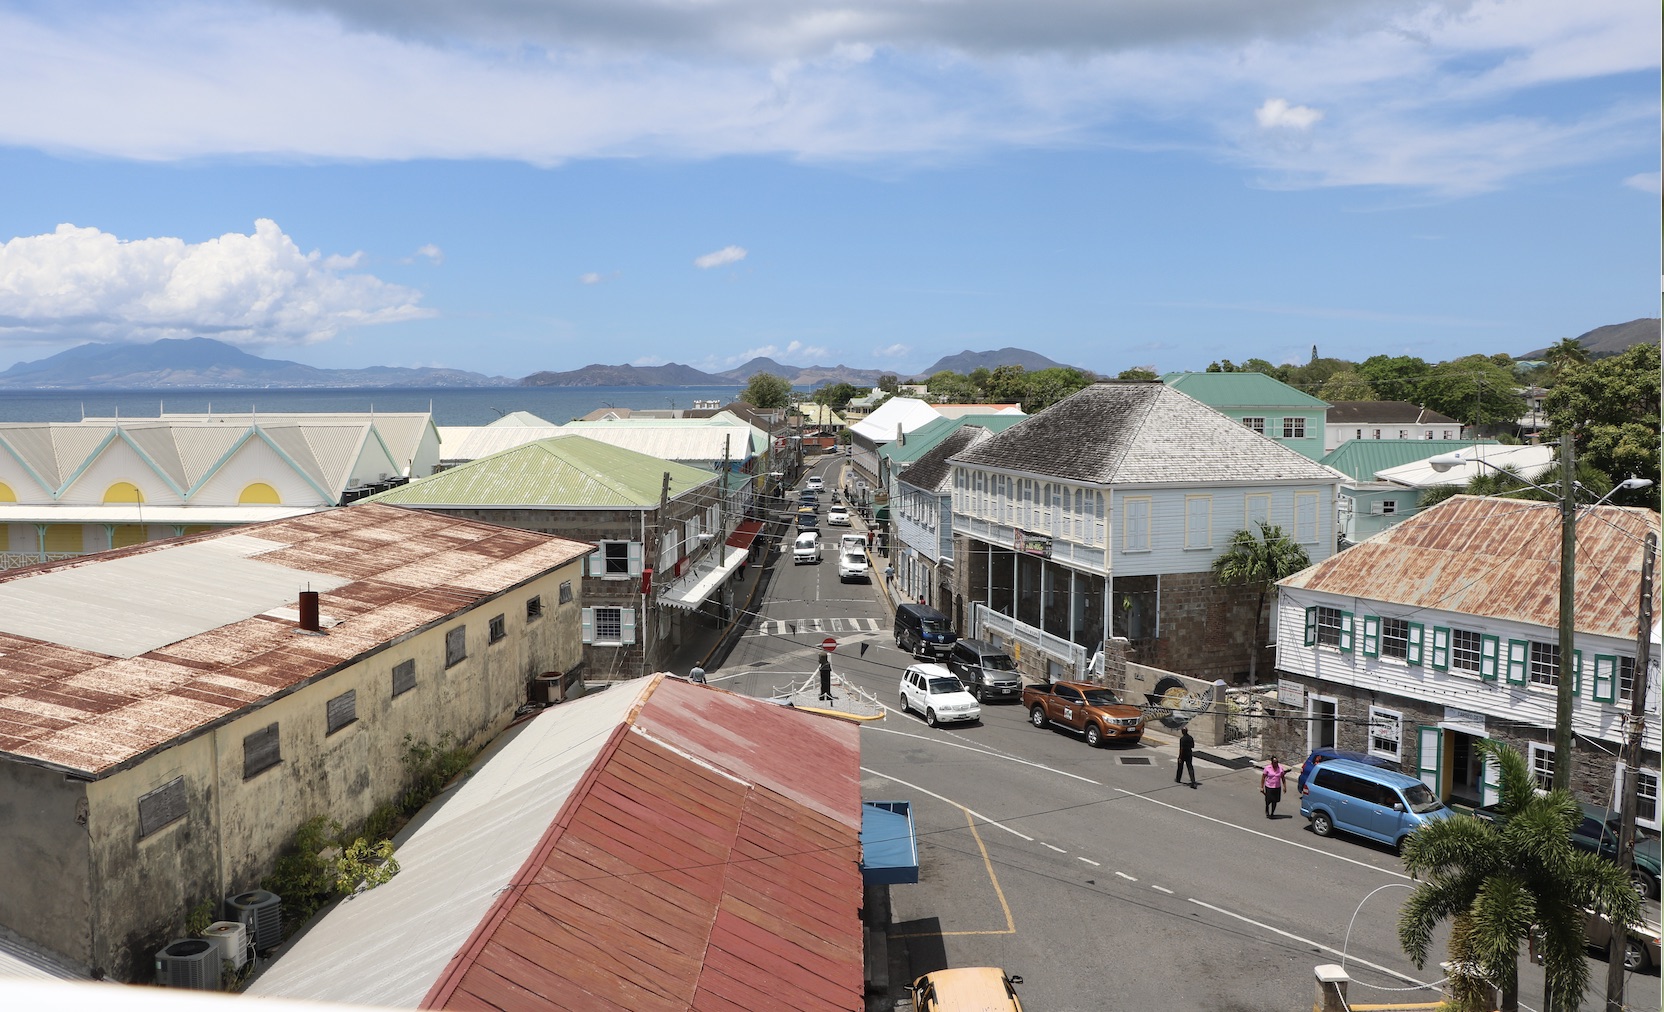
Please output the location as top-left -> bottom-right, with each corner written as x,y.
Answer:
912,967 -> 1023,1012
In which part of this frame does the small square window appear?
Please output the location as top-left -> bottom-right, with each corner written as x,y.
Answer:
243,723 -> 281,780
1242,416 -> 1265,434
445,626 -> 467,668
1368,708 -> 1402,760
558,581 -> 573,604
603,542 -> 630,575
1528,744 -> 1554,792
1637,770 -> 1659,826
1379,618 -> 1409,660
594,607 -> 623,641
1315,606 -> 1346,648
392,659 -> 416,697
1529,641 -> 1559,687
1450,628 -> 1482,673
526,596 -> 543,621
326,690 -> 357,735
1282,417 -> 1306,439
489,615 -> 506,643
1380,500 -> 1397,515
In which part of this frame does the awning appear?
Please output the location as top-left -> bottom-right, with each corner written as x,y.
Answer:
658,547 -> 748,611
860,801 -> 919,885
725,519 -> 763,552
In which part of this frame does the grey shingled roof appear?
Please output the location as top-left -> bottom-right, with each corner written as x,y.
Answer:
898,426 -> 992,493
951,382 -> 1344,485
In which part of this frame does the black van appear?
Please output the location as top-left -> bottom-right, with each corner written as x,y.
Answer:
894,602 -> 957,659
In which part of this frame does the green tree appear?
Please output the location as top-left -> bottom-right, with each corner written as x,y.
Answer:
1283,356 -> 1357,396
1416,356 -> 1524,428
986,364 -> 1029,403
1212,522 -> 1310,686
1116,367 -> 1159,382
926,370 -> 979,403
1356,354 -> 1431,403
813,381 -> 860,410
1541,337 -> 1589,378
1316,370 -> 1377,402
1543,342 -> 1660,498
740,372 -> 792,409
876,373 -> 900,394
1398,741 -> 1640,1012
1021,367 -> 1096,412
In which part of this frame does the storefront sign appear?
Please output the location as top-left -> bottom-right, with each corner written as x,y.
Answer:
1442,707 -> 1487,736
1014,530 -> 1052,558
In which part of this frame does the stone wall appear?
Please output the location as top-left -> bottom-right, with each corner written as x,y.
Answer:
1140,570 -> 1271,684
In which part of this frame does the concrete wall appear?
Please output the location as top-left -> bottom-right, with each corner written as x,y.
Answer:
0,762 -> 92,973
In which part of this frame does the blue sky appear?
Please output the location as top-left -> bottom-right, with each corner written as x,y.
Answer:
0,0 -> 1656,380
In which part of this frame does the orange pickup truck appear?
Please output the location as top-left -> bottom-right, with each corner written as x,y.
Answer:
1022,680 -> 1146,747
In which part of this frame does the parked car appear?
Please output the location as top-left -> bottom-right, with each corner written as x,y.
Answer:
946,639 -> 1022,703
796,508 -> 820,530
1022,679 -> 1144,746
792,531 -> 820,564
827,506 -> 851,526
1300,758 -> 1452,851
894,602 -> 957,658
908,967 -> 1024,1011
899,664 -> 980,727
1583,908 -> 1660,974
838,550 -> 868,582
806,476 -> 824,492
1474,801 -> 1662,899
1296,747 -> 1400,795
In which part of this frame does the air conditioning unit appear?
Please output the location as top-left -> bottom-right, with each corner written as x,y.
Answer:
227,889 -> 283,954
202,920 -> 249,971
155,938 -> 221,990
1368,502 -> 1384,515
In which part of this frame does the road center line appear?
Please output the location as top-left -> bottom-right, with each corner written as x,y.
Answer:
1078,857 -> 1100,867
864,724 -> 1104,785
861,766 -> 1035,841
1115,871 -> 1136,882
1186,898 -> 1434,988
1151,885 -> 1174,894
1113,788 -> 1410,880
1042,843 -> 1066,853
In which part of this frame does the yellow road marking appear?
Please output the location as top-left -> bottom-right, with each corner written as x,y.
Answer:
893,807 -> 1016,938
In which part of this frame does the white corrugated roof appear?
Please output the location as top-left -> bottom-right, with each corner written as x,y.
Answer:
436,425 -> 568,461
1375,443 -> 1556,489
558,423 -> 757,464
850,398 -> 944,443
246,679 -> 655,1008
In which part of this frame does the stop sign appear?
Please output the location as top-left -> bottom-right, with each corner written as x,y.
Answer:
820,637 -> 838,653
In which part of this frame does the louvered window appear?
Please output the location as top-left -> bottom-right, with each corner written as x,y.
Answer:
326,690 -> 357,735
138,777 -> 187,838
243,724 -> 281,780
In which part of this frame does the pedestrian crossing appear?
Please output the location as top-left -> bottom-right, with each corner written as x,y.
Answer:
750,617 -> 883,637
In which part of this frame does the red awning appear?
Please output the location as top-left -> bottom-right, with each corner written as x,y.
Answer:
725,519 -> 763,551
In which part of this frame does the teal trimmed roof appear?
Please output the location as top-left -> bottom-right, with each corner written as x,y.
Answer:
362,435 -> 715,508
1162,371 -> 1329,409
1320,439 -> 1498,480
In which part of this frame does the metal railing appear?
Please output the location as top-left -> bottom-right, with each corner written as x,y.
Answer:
0,551 -> 81,571
971,604 -> 1088,676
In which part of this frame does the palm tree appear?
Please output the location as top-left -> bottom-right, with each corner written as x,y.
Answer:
1398,741 -> 1640,1012
1212,521 -> 1310,687
1542,336 -> 1589,377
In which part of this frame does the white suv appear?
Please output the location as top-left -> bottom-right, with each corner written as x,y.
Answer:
899,664 -> 981,727
806,476 -> 824,492
792,531 -> 820,564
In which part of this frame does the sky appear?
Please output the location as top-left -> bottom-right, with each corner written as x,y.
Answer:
0,0 -> 1657,381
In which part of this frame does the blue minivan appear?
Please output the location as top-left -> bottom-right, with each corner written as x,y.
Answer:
1301,758 -> 1452,850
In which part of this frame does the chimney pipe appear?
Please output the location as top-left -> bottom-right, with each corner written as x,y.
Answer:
298,590 -> 321,632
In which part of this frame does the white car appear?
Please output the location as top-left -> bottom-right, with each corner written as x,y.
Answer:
838,551 -> 868,582
792,531 -> 820,564
827,506 -> 850,526
806,476 -> 824,492
899,664 -> 981,727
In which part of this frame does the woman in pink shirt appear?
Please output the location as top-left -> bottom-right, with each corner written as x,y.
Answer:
1261,756 -> 1288,818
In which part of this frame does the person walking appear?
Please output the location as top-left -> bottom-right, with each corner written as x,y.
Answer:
1261,756 -> 1288,818
1174,727 -> 1197,787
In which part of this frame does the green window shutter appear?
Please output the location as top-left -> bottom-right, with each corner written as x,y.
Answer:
1416,726 -> 1442,793
1593,655 -> 1617,703
1339,611 -> 1355,653
1505,639 -> 1528,685
1361,615 -> 1380,657
1430,626 -> 1450,670
1304,607 -> 1317,647
1571,649 -> 1583,696
1480,751 -> 1501,808
1406,623 -> 1425,666
1479,635 -> 1499,681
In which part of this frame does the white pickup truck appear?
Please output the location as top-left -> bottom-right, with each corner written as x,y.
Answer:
837,534 -> 869,581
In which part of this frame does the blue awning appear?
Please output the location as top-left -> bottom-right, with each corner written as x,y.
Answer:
860,801 -> 919,885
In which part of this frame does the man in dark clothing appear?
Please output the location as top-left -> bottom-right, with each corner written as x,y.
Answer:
1175,726 -> 1197,787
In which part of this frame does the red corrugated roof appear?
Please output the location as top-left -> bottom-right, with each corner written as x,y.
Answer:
724,519 -> 763,552
424,677 -> 864,1011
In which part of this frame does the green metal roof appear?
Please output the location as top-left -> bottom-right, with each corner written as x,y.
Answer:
361,434 -> 715,508
879,414 -> 1028,466
1320,438 -> 1498,480
1161,371 -> 1330,409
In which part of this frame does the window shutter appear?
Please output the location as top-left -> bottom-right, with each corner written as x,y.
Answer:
1505,639 -> 1528,685
581,607 -> 595,644
1406,623 -> 1424,666
1304,607 -> 1317,647
392,659 -> 417,697
326,690 -> 357,735
243,723 -> 281,779
1361,615 -> 1380,657
588,547 -> 602,577
1571,649 -> 1582,696
1481,754 -> 1501,808
1479,635 -> 1499,681
1415,726 -> 1442,792
1339,611 -> 1354,653
138,777 -> 188,838
1430,626 -> 1450,670
627,542 -> 644,576
621,609 -> 637,645
1593,655 -> 1617,703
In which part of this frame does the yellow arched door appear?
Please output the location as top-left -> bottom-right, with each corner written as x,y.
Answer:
103,482 -> 145,504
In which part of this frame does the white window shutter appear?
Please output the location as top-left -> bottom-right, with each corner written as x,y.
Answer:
588,548 -> 602,577
621,609 -> 637,645
581,607 -> 595,644
628,541 -> 644,576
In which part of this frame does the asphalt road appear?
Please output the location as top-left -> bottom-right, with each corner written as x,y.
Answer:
712,459 -> 1661,1012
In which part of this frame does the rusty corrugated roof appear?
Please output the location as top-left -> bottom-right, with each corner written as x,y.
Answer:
424,676 -> 864,1012
0,503 -> 591,777
1282,495 -> 1661,637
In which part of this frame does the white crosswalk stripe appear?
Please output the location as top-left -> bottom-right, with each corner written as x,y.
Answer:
751,617 -> 881,636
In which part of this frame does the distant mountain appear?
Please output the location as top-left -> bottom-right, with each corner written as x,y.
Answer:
914,348 -> 1089,378
1525,318 -> 1660,359
0,338 -> 514,389
713,358 -> 885,387
521,362 -> 722,387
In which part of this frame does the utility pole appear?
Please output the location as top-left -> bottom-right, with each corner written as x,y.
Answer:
1554,432 -> 1575,792
1606,530 -> 1656,1011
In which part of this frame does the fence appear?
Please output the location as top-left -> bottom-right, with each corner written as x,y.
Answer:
971,604 -> 1089,677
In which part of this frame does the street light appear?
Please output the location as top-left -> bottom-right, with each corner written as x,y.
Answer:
1427,435 -> 1653,792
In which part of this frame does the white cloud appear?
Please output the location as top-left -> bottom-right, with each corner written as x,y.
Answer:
0,219 -> 432,349
413,243 -> 443,265
1623,171 -> 1661,194
694,245 -> 748,269
727,339 -> 828,363
632,354 -> 666,366
872,343 -> 909,358
323,251 -> 364,269
579,272 -> 605,284
1255,98 -> 1323,131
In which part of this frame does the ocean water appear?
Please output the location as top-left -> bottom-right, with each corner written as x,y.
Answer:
0,386 -> 752,427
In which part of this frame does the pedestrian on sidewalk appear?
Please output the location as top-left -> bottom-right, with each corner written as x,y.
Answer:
1261,756 -> 1288,818
1174,726 -> 1197,787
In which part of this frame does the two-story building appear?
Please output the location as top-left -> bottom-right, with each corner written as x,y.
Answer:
1319,439 -> 1496,547
1270,494 -> 1661,825
891,424 -> 1006,623
1163,372 -> 1329,461
949,382 -> 1344,682
1324,401 -> 1466,452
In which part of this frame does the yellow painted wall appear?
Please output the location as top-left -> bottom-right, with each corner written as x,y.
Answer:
44,525 -> 83,553
0,481 -> 15,502
103,482 -> 145,504
111,525 -> 146,549
238,482 -> 281,505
